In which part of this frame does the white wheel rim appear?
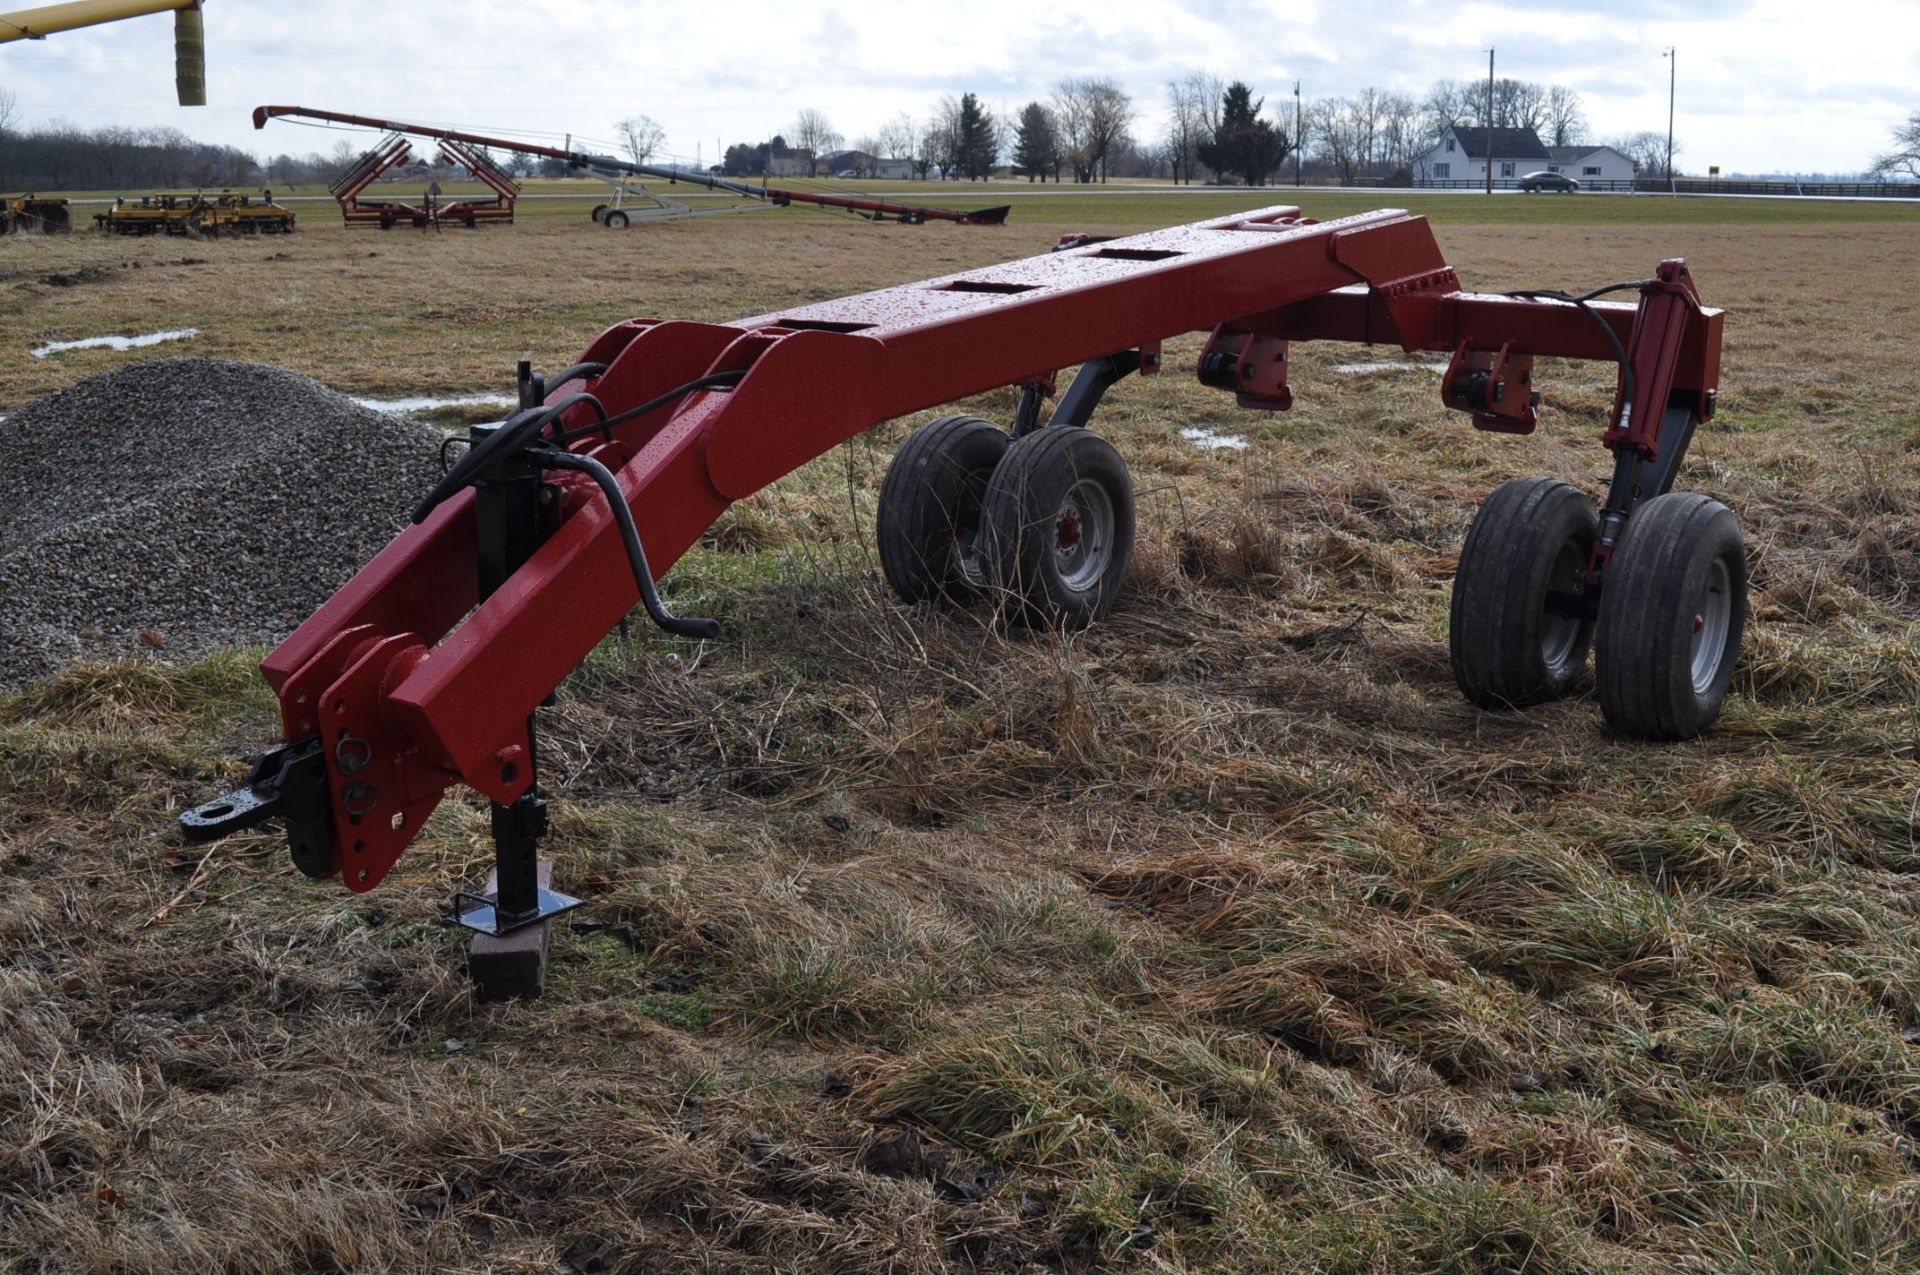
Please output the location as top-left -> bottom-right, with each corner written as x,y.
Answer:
1690,557 -> 1733,694
1054,478 -> 1114,592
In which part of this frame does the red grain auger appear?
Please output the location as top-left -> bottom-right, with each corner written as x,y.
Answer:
183,206 -> 1734,996
254,106 -> 1011,228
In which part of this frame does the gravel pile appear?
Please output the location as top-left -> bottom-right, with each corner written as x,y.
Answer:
1,359 -> 445,689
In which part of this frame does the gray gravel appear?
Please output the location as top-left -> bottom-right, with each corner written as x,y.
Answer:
1,358 -> 445,689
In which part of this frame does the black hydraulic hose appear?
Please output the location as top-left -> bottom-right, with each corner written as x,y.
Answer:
1505,286 -> 1637,434
529,446 -> 720,640
545,361 -> 607,395
411,403 -> 568,523
551,371 -> 745,446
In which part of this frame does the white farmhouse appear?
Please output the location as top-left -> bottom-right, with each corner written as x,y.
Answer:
1412,125 -> 1551,186
1546,145 -> 1639,183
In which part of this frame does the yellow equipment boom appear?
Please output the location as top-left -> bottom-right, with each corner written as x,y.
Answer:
1,0 -> 205,104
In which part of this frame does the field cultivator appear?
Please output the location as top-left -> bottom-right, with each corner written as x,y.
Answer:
94,189 -> 294,235
328,131 -> 519,229
1,193 -> 73,234
255,105 -> 1012,228
182,205 -> 1733,997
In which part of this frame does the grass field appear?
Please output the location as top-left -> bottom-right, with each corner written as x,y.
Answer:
3,193 -> 1919,1272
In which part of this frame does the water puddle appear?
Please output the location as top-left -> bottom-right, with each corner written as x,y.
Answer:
1181,426 -> 1249,451
30,328 -> 200,358
352,392 -> 517,414
1331,360 -> 1446,376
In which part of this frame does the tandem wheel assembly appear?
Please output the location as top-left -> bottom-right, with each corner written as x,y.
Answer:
1448,478 -> 1747,740
878,408 -> 1136,629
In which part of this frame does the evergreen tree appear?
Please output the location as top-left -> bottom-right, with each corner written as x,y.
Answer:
1197,82 -> 1288,187
957,93 -> 999,180
1012,101 -> 1059,182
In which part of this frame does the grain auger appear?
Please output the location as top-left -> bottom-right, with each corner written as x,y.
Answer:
181,206 -> 1732,997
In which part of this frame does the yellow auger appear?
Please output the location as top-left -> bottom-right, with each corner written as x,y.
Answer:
1,0 -> 206,105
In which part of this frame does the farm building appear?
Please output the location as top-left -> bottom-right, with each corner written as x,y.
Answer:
1412,125 -> 1552,185
1547,144 -> 1639,182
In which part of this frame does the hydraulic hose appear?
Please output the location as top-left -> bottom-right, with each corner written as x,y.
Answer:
529,447 -> 719,640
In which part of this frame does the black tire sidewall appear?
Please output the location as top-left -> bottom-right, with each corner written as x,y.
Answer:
1596,493 -> 1747,740
1450,477 -> 1599,709
877,415 -> 1009,605
982,427 -> 1135,629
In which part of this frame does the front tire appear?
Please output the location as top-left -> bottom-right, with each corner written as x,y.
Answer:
603,210 -> 630,229
877,414 -> 1009,605
980,427 -> 1134,629
1595,492 -> 1747,740
1450,477 -> 1599,709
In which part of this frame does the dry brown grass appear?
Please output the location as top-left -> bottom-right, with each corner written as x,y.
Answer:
4,208 -> 1920,1272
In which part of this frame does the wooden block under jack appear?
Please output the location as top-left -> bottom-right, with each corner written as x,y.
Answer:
469,860 -> 553,1001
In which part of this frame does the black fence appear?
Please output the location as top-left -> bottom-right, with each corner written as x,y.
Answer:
1396,177 -> 1920,198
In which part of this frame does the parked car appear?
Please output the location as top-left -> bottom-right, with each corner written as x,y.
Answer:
1519,171 -> 1580,193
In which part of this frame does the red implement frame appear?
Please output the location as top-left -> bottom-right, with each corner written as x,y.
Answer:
195,205 -> 1720,902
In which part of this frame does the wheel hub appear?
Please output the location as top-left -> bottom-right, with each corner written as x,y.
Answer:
1053,480 -> 1114,593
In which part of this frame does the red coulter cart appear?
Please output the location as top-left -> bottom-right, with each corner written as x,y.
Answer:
328,130 -> 519,229
183,205 -> 1734,996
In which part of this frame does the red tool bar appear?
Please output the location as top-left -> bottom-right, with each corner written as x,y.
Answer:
1251,283 -> 1721,419
260,205 -> 1720,890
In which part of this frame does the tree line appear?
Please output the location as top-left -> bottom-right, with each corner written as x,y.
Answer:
713,72 -> 1702,186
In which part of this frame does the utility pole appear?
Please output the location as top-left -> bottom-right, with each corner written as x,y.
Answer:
1294,81 -> 1303,186
1663,47 -> 1676,193
1485,48 -> 1496,195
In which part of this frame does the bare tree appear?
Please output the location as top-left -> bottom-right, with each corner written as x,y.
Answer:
616,115 -> 666,167
1308,97 -> 1362,185
1052,77 -> 1134,182
0,85 -> 18,134
1377,91 -> 1422,171
1164,73 -> 1220,184
790,108 -> 842,174
1870,111 -> 1920,179
1542,86 -> 1589,147
1609,130 -> 1680,179
876,113 -> 916,165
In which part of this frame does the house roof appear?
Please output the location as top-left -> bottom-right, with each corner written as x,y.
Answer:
1548,146 -> 1597,162
1451,126 -> 1550,161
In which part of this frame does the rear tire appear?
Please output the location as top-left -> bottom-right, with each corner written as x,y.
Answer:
877,415 -> 1009,605
590,203 -> 608,224
1594,492 -> 1747,740
981,427 -> 1134,629
1450,477 -> 1599,709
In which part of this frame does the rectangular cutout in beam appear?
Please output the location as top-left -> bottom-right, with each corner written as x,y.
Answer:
773,319 -> 877,333
935,280 -> 1040,294
1089,248 -> 1183,262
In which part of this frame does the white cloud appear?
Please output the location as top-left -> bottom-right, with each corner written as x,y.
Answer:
0,0 -> 1911,173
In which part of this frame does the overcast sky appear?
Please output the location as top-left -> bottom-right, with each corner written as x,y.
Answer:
2,0 -> 1912,174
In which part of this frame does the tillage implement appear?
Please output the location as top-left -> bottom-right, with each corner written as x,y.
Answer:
181,206 -> 1734,996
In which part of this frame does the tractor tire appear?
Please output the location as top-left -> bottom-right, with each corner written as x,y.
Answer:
1449,477 -> 1599,709
980,426 -> 1134,629
590,203 -> 608,224
603,210 -> 630,229
877,414 -> 1009,605
1594,492 -> 1747,740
